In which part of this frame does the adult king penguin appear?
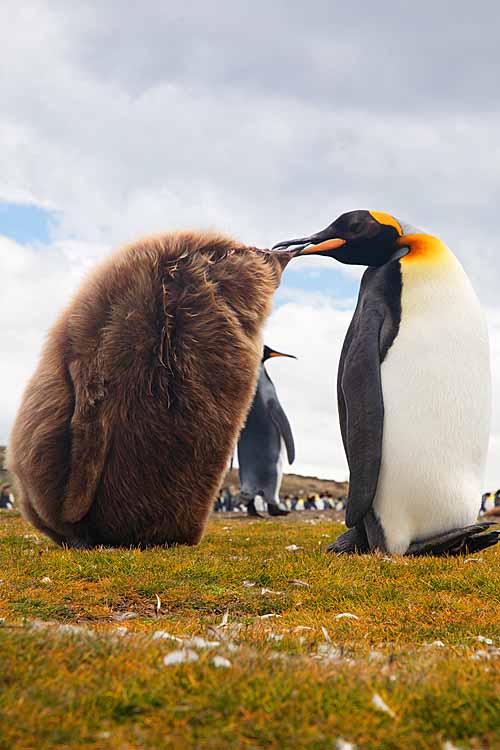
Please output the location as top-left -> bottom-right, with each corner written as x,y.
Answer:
274,210 -> 498,555
238,346 -> 296,517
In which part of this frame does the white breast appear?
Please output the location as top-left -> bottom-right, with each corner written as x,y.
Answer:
373,249 -> 491,553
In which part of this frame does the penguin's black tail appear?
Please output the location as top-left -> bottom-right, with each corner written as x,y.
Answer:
406,522 -> 500,557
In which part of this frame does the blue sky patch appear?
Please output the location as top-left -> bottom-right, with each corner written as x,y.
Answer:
0,202 -> 58,245
277,264 -> 359,303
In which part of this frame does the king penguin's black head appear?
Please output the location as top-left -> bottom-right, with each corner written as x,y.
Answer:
262,346 -> 297,363
273,210 -> 408,267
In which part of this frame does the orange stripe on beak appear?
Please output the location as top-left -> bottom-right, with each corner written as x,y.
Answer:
268,350 -> 296,359
300,238 -> 346,254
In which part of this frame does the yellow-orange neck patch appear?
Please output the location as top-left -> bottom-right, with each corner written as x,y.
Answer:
369,211 -> 403,235
397,234 -> 450,266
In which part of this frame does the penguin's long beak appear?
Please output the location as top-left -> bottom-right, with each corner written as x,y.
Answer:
267,349 -> 297,359
272,233 -> 345,257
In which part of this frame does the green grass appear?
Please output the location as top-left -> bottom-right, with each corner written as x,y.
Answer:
0,509 -> 499,749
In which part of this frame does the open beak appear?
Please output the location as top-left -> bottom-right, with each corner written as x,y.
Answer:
267,349 -> 297,359
272,235 -> 314,254
272,235 -> 346,256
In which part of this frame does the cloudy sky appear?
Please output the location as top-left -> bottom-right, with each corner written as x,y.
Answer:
1,0 -> 499,487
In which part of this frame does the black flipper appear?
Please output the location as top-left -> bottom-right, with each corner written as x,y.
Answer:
268,398 -> 295,464
340,309 -> 385,528
336,263 -> 402,534
406,523 -> 500,556
327,525 -> 370,553
337,317 -> 356,459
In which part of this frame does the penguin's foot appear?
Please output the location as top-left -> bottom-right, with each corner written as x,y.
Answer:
327,526 -> 370,554
406,522 -> 500,557
268,503 -> 290,517
246,499 -> 265,518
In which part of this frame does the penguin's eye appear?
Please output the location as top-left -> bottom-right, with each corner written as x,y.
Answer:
350,221 -> 362,234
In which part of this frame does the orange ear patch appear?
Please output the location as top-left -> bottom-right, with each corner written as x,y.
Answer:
369,211 -> 403,235
397,234 -> 451,266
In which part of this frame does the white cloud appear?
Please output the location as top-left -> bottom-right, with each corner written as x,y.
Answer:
0,0 -> 499,302
0,235 -> 110,435
264,295 -> 352,480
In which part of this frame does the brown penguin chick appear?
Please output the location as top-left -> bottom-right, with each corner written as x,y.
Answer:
7,231 -> 290,548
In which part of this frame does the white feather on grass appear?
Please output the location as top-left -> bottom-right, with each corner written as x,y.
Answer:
212,655 -> 232,669
163,649 -> 199,666
336,739 -> 357,750
335,613 -> 359,621
372,693 -> 395,718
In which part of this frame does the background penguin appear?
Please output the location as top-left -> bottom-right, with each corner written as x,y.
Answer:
7,232 -> 290,548
274,210 -> 498,556
237,345 -> 296,517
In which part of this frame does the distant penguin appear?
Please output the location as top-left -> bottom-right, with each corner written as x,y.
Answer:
238,346 -> 296,517
8,231 -> 290,548
274,210 -> 498,555
483,490 -> 500,518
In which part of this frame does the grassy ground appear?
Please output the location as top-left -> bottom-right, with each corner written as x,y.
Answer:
0,509 -> 499,750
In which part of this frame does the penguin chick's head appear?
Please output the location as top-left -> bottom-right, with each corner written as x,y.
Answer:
262,345 -> 297,362
273,210 -> 409,267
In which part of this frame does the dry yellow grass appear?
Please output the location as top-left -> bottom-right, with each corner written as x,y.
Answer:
0,509 -> 499,750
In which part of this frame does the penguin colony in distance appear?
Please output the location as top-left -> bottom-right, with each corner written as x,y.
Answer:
8,232 -> 290,548
237,345 -> 296,517
275,210 -> 499,556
